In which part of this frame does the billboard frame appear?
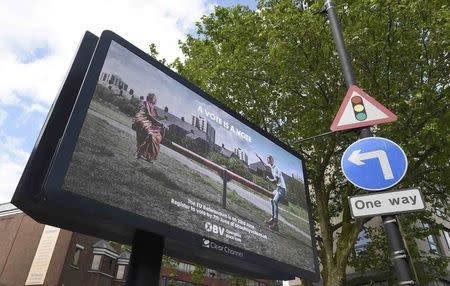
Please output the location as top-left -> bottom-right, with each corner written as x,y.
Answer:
13,30 -> 320,281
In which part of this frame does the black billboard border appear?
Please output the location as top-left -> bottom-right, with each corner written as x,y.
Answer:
13,30 -> 321,282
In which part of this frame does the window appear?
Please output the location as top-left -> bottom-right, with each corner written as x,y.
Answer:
71,245 -> 83,267
91,255 -> 102,270
443,228 -> 450,252
116,265 -> 126,280
107,257 -> 114,271
177,262 -> 195,273
423,224 -> 442,254
205,268 -> 217,278
427,234 -> 441,253
355,228 -> 371,252
435,207 -> 449,220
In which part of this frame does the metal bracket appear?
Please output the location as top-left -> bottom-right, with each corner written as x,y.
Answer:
383,218 -> 397,224
398,280 -> 415,285
315,0 -> 333,14
393,250 -> 406,255
324,0 -> 333,11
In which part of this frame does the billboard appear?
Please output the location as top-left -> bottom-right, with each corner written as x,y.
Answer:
13,31 -> 319,280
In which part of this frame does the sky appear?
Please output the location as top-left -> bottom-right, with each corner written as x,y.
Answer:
0,0 -> 262,204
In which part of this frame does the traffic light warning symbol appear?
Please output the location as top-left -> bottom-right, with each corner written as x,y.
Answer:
351,95 -> 367,121
330,85 -> 397,132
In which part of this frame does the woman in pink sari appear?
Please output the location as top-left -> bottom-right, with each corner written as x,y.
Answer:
133,93 -> 163,161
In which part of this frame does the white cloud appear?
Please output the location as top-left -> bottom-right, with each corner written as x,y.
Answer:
0,158 -> 24,203
0,0 -> 210,107
0,0 -> 211,202
0,135 -> 30,203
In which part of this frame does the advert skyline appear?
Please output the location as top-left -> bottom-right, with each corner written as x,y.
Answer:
101,41 -> 304,180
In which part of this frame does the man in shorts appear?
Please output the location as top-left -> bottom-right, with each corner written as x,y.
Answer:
256,153 -> 287,232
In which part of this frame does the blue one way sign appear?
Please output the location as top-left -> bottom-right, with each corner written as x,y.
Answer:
341,137 -> 408,191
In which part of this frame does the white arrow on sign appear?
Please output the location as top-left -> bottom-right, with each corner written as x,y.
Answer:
348,149 -> 394,180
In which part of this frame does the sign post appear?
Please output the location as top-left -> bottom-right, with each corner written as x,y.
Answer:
323,0 -> 415,284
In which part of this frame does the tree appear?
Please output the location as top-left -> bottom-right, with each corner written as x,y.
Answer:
172,0 -> 450,285
162,255 -> 180,286
191,264 -> 206,284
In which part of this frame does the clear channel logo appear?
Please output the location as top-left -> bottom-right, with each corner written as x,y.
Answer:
201,237 -> 243,258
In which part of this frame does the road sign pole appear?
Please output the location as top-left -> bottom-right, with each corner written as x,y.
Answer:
323,0 -> 356,88
323,0 -> 415,284
383,216 -> 415,285
127,230 -> 164,286
323,0 -> 372,137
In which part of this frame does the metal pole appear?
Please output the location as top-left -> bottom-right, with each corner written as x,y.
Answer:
222,168 -> 228,209
323,1 -> 415,284
127,230 -> 164,286
323,0 -> 356,88
383,217 -> 415,285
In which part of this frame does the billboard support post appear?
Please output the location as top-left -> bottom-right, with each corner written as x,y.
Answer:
322,0 -> 415,284
222,168 -> 228,209
126,230 -> 164,286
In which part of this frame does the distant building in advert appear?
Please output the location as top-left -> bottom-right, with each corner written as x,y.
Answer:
234,147 -> 248,164
191,114 -> 216,144
98,72 -> 134,99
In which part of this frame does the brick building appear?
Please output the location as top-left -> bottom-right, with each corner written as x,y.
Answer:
0,203 -> 272,286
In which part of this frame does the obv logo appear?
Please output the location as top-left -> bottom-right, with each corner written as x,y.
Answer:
204,222 -> 225,236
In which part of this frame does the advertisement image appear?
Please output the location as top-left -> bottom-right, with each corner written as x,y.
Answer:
62,40 -> 315,272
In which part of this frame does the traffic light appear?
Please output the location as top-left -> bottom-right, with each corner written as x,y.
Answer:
351,95 -> 367,121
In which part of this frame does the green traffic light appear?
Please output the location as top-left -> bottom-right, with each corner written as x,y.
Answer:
355,112 -> 367,121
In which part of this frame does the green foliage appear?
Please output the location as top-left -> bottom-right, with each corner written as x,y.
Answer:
228,275 -> 248,285
348,225 -> 395,283
252,173 -> 275,191
181,136 -> 210,156
286,202 -> 308,219
207,150 -> 229,166
207,151 -> 254,180
172,0 -> 450,285
94,84 -> 140,117
162,255 -> 180,286
191,264 -> 206,284
149,42 -> 168,65
227,158 -> 254,180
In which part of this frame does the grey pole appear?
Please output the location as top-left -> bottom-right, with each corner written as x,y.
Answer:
383,216 -> 415,285
127,230 -> 164,286
323,1 -> 415,284
323,0 -> 355,88
222,168 -> 228,209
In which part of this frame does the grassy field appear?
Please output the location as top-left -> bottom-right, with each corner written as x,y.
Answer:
63,97 -> 315,271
